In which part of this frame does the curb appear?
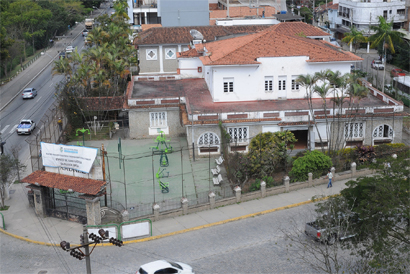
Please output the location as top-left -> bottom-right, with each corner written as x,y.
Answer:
0,196 -> 333,247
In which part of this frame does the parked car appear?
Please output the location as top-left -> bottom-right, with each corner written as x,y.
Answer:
17,119 -> 36,135
391,68 -> 406,77
59,51 -> 66,59
305,213 -> 358,245
110,3 -> 114,8
371,60 -> 384,70
136,260 -> 194,274
65,46 -> 75,53
22,88 -> 38,99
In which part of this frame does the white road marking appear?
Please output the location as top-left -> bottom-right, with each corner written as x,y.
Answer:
36,97 -> 42,103
1,125 -> 10,134
49,83 -> 53,87
9,125 -> 18,134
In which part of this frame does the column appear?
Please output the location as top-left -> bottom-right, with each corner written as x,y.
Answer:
153,203 -> 160,221
85,197 -> 101,226
308,173 -> 313,187
260,181 -> 266,198
331,167 -> 336,182
209,192 -> 216,209
234,186 -> 241,203
284,176 -> 290,192
32,186 -> 47,218
351,162 -> 356,178
181,197 -> 188,215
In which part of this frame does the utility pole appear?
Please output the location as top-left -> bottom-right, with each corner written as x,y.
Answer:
83,226 -> 92,274
60,228 -> 123,274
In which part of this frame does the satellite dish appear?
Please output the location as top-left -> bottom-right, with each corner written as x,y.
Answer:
190,29 -> 204,40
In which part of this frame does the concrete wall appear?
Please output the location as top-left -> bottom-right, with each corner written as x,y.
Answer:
129,107 -> 185,139
159,0 -> 210,27
140,45 -> 187,74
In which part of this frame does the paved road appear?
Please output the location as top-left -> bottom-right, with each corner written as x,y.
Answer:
0,203 -> 320,274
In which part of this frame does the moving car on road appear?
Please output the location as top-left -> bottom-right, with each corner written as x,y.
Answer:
371,60 -> 384,70
22,88 -> 37,99
82,29 -> 89,37
136,260 -> 194,274
65,46 -> 75,53
17,119 -> 36,135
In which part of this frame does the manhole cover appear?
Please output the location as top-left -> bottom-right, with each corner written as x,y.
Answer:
9,190 -> 15,194
38,271 -> 47,274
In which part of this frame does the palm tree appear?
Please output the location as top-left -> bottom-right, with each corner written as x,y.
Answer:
342,26 -> 367,53
369,16 -> 405,92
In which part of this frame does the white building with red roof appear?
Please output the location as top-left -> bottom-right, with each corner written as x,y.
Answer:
126,22 -> 404,156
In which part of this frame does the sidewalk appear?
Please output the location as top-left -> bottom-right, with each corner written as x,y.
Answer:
0,169 -> 355,246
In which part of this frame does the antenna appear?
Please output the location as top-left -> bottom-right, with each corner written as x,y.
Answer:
190,29 -> 204,40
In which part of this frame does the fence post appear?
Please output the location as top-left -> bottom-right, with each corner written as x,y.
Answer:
181,197 -> 188,215
331,167 -> 336,182
209,192 -> 216,209
284,176 -> 290,192
121,210 -> 129,222
153,203 -> 160,221
234,186 -> 241,203
260,181 -> 266,198
351,162 -> 356,178
308,173 -> 313,187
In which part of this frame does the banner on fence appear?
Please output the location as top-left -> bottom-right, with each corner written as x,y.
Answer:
41,142 -> 98,173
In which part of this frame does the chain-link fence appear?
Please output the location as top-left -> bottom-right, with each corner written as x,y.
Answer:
26,101 -> 67,172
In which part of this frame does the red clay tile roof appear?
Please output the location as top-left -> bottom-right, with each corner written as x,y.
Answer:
80,97 -> 125,111
198,24 -> 361,65
134,25 -> 270,46
141,24 -> 162,31
270,22 -> 331,37
210,6 -> 277,19
22,170 -> 106,196
177,47 -> 201,58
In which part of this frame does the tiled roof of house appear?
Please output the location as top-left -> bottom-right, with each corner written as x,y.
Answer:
210,6 -> 277,19
178,47 -> 200,58
315,2 -> 338,12
80,97 -> 125,111
141,24 -> 162,31
22,170 -> 106,196
134,25 -> 270,45
198,24 -> 361,65
270,21 -> 330,37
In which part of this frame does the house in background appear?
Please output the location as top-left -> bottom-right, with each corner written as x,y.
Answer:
134,25 -> 271,74
126,22 -> 405,157
159,0 -> 210,27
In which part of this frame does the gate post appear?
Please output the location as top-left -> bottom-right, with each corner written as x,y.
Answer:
209,192 -> 216,209
85,196 -> 101,225
181,197 -> 188,215
31,186 -> 47,218
153,203 -> 160,221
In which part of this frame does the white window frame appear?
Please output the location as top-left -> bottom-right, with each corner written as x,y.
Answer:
197,132 -> 220,155
150,112 -> 167,128
265,76 -> 273,92
164,48 -> 176,59
146,48 -> 157,61
228,127 -> 249,143
344,122 -> 365,140
373,124 -> 394,142
291,76 -> 299,91
278,76 -> 286,91
223,78 -> 234,93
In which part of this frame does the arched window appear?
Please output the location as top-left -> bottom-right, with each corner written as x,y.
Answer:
197,132 -> 220,154
373,124 -> 394,144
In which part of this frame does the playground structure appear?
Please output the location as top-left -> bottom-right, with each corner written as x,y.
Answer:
151,131 -> 173,193
156,168 -> 170,193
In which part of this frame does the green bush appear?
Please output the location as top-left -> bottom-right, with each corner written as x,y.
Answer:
289,150 -> 332,182
249,176 -> 277,192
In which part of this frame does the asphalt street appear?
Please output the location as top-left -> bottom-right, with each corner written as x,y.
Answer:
1,203 -> 324,274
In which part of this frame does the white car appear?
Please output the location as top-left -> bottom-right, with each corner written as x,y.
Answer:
371,60 -> 384,70
136,260 -> 194,274
65,46 -> 75,53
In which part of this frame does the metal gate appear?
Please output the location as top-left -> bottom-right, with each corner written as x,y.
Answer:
45,188 -> 88,224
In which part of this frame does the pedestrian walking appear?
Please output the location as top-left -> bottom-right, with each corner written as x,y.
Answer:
327,169 -> 333,188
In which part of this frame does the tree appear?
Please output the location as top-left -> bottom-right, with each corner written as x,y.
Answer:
342,26 -> 367,53
0,154 -> 25,209
0,26 -> 14,77
341,156 -> 410,272
369,16 -> 405,92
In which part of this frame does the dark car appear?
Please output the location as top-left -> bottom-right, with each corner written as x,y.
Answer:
59,51 -> 66,59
